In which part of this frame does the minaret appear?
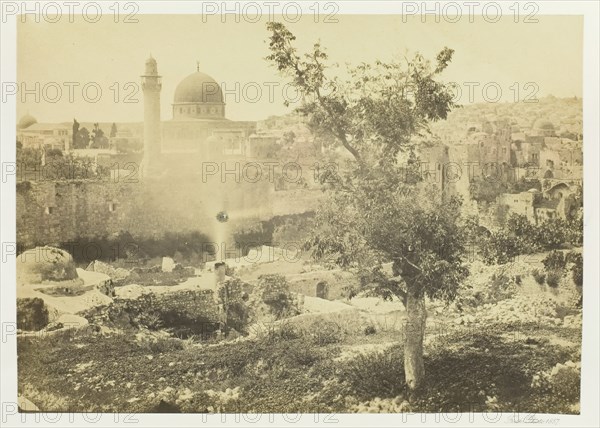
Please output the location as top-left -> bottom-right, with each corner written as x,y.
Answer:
141,56 -> 162,177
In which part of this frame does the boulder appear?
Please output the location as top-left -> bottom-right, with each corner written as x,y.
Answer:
17,297 -> 49,331
95,279 -> 116,297
56,313 -> 89,329
86,260 -> 131,281
162,257 -> 176,272
18,396 -> 40,412
17,247 -> 81,286
316,281 -> 330,300
172,264 -> 195,276
114,284 -> 148,300
44,321 -> 64,332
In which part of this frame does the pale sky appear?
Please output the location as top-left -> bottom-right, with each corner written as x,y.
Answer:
17,15 -> 583,123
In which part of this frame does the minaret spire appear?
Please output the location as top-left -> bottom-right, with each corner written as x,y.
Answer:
141,57 -> 162,178
197,61 -> 200,72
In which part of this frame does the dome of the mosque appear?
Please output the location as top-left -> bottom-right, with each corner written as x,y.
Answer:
173,71 -> 223,104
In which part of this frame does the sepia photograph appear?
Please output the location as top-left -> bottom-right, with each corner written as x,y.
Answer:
1,1 -> 599,425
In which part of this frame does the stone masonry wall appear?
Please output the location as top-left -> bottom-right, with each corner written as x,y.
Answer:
16,176 -> 274,249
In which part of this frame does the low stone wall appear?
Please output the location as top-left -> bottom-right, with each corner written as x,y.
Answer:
82,289 -> 220,339
286,270 -> 357,300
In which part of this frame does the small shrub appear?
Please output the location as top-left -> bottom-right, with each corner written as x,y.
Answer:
364,325 -> 377,335
252,274 -> 300,319
148,337 -> 184,353
564,251 -> 579,264
340,347 -> 405,399
546,270 -> 562,288
17,298 -> 49,331
542,250 -> 566,271
219,278 -> 252,335
514,275 -> 522,286
568,252 -> 583,287
91,290 -> 221,339
551,363 -> 581,402
487,273 -> 517,301
311,320 -> 343,345
275,321 -> 304,340
532,361 -> 581,404
287,344 -> 320,366
532,269 -> 546,285
138,312 -> 163,330
480,230 -> 523,265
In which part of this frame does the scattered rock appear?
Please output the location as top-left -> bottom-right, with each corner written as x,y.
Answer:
57,314 -> 89,329
162,257 -> 176,273
176,388 -> 194,404
95,279 -> 116,297
87,260 -> 131,282
563,313 -> 582,327
18,396 -> 40,412
115,284 -> 149,300
44,321 -> 64,332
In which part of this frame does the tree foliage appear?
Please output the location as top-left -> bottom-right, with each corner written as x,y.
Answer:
266,22 -> 467,301
266,21 -> 456,166
542,250 -> 566,271
568,252 -> 583,288
74,126 -> 90,149
310,182 -> 469,305
470,176 -> 542,204
478,214 -> 583,265
90,123 -> 109,148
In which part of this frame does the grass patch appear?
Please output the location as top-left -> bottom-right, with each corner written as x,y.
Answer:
18,319 -> 581,413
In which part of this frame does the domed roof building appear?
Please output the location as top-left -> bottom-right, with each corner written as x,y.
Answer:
172,69 -> 225,120
140,58 -> 257,166
18,113 -> 37,130
531,119 -> 556,137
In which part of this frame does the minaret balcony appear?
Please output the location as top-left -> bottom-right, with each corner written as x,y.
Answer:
141,76 -> 162,91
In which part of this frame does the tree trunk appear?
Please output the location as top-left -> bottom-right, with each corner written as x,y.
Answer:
404,290 -> 427,394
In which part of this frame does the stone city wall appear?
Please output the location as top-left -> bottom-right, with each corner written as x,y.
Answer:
16,176 -> 274,249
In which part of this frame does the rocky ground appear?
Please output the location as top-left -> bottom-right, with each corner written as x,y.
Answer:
16,247 -> 582,413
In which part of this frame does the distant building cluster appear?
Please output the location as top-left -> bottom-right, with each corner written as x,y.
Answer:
422,113 -> 582,227
17,57 -> 289,177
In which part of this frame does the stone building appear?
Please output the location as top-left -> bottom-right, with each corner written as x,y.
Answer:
497,190 -> 538,223
529,119 -> 557,137
140,57 -> 257,175
17,118 -> 71,151
511,135 -> 544,167
496,183 -> 578,226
